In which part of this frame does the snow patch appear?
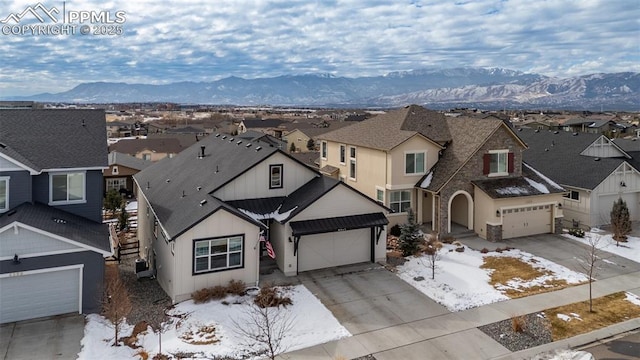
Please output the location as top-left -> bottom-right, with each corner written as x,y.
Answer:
625,292 -> 640,306
524,163 -> 564,190
524,177 -> 550,194
420,171 -> 433,188
239,205 -> 298,222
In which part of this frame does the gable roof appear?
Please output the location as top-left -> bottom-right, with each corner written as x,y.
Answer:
517,128 -> 625,190
0,202 -> 110,255
108,151 -> 152,171
109,137 -> 183,155
0,109 -> 107,171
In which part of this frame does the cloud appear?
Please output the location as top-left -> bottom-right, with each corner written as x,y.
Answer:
0,0 -> 638,96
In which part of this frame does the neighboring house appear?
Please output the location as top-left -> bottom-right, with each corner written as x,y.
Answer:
105,151 -> 152,197
283,122 -> 354,153
134,133 -> 389,303
0,109 -> 111,324
237,118 -> 285,138
318,105 -> 565,241
561,117 -> 616,135
520,128 -> 640,229
109,138 -> 183,162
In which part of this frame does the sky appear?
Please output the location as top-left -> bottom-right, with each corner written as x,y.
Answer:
1,0 -> 638,97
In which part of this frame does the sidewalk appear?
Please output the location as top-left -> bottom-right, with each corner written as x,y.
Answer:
279,271 -> 640,360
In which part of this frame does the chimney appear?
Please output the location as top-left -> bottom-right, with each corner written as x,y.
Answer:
199,146 -> 205,159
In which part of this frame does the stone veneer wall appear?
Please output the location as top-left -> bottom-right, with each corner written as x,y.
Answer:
554,217 -> 563,234
487,223 -> 503,242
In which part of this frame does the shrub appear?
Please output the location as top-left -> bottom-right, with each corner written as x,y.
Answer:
389,224 -> 401,237
568,228 -> 585,238
480,248 -> 489,254
136,350 -> 149,360
511,315 -> 526,333
254,284 -> 293,308
227,279 -> 246,296
399,209 -> 421,256
192,285 -> 228,303
441,235 -> 456,244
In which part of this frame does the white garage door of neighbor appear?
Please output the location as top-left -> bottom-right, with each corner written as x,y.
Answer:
599,193 -> 639,223
502,204 -> 552,239
298,228 -> 370,272
0,266 -> 81,324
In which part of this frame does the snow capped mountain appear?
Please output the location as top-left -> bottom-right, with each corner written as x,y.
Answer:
6,68 -> 638,110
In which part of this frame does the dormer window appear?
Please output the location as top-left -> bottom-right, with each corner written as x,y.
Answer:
483,150 -> 514,177
50,172 -> 86,205
269,164 -> 283,189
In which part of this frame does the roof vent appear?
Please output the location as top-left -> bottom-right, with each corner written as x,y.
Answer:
166,179 -> 171,183
237,140 -> 242,145
215,165 -> 219,173
52,217 -> 67,224
255,146 -> 262,151
544,148 -> 549,152
198,145 -> 205,159
222,135 -> 227,139
196,186 -> 202,191
199,199 -> 207,206
229,138 -> 234,142
146,181 -> 150,190
594,157 -> 601,161
246,143 -> 252,148
573,132 -> 579,136
553,131 -> 559,134
534,129 -> 540,133
0,142 -> 6,149
215,133 -> 220,137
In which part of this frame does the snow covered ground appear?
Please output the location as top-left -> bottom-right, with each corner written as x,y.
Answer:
78,285 -> 349,360
396,244 -> 589,312
563,229 -> 640,264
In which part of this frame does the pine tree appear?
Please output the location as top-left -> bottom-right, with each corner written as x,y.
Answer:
610,197 -> 632,244
399,208 -> 421,256
289,141 -> 296,153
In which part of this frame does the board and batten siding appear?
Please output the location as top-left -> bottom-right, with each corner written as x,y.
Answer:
0,171 -> 32,209
580,137 -> 627,158
213,152 -> 317,201
170,209 -> 262,303
0,226 -> 78,258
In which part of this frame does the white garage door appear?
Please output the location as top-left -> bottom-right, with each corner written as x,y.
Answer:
298,228 -> 370,272
502,204 -> 552,239
0,266 -> 81,324
598,193 -> 640,224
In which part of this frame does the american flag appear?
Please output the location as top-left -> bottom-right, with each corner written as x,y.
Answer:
259,233 -> 276,259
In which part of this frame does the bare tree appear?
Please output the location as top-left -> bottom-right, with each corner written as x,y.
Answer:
232,303 -> 294,359
102,265 -> 132,346
419,232 -> 443,280
577,234 -> 602,312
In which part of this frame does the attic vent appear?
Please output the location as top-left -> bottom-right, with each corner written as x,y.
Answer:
553,131 -> 559,134
215,133 -> 220,137
518,128 -> 522,131
545,148 -> 549,152
573,132 -> 579,136
0,142 -> 6,149
594,157 -> 601,161
255,146 -> 262,151
551,140 -> 555,146
222,135 -> 227,139
199,199 -> 207,206
52,217 -> 66,224
166,179 -> 171,183
198,146 -> 206,159
215,165 -> 219,173
196,186 -> 202,191
181,190 -> 186,198
237,140 -> 242,145
229,138 -> 234,142
246,143 -> 252,148
534,129 -> 540,133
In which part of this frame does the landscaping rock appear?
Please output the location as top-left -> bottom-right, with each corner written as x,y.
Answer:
478,312 -> 553,352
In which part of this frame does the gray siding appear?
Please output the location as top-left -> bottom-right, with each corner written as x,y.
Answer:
32,170 -> 104,222
0,171 -> 32,208
0,251 -> 105,314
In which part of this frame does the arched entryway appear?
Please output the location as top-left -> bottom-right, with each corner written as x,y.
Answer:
448,190 -> 473,233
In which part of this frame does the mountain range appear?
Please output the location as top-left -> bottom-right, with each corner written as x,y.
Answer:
6,68 -> 639,110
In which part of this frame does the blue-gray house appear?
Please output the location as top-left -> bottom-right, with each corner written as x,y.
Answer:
0,109 -> 112,324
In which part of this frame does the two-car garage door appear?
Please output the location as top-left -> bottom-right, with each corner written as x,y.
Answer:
502,204 -> 553,239
0,266 -> 81,324
298,228 -> 371,272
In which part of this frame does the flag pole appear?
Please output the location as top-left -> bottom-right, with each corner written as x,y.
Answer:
254,230 -> 263,287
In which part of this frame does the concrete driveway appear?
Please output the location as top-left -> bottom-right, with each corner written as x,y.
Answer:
0,314 -> 84,360
297,262 -> 450,335
502,234 -> 640,280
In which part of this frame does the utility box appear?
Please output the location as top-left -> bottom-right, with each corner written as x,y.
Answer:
135,258 -> 148,273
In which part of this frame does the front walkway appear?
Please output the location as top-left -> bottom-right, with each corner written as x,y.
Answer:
279,266 -> 640,360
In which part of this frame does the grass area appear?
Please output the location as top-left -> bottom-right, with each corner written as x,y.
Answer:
481,256 -> 579,298
545,292 -> 640,340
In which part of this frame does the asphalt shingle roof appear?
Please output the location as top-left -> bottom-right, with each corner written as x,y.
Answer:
472,163 -> 565,199
108,151 -> 152,170
0,109 -> 107,171
109,138 -> 183,155
517,128 -> 624,190
0,202 -> 110,254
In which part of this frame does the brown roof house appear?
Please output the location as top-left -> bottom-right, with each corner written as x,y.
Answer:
104,151 -> 152,198
318,105 -> 566,241
108,138 -> 183,162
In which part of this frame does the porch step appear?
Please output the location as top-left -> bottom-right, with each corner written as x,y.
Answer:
451,230 -> 477,240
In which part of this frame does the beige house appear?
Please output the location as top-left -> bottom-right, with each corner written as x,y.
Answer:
135,134 -> 388,303
318,105 -> 566,241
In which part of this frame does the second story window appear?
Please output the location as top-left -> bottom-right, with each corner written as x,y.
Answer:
484,150 -> 513,177
321,141 -> 327,159
112,166 -> 119,175
142,153 -> 152,161
50,172 -> 85,204
0,177 -> 8,213
390,190 -> 411,213
269,164 -> 283,189
339,144 -> 346,164
349,146 -> 356,180
405,152 -> 426,175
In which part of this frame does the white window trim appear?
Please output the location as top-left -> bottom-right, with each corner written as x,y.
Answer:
0,176 -> 9,213
49,171 -> 86,205
339,144 -> 346,165
375,186 -> 385,205
269,164 -> 283,189
321,141 -> 328,160
112,166 -> 119,175
349,146 -> 357,181
106,177 -> 127,192
389,189 -> 411,214
563,190 -> 580,202
194,235 -> 244,274
488,149 -> 509,177
404,151 -> 427,176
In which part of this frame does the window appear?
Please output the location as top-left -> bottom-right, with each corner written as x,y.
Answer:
339,144 -> 346,164
349,146 -> 356,180
269,164 -> 283,189
0,177 -> 8,213
112,166 -> 119,175
106,178 -> 127,192
405,152 -> 426,175
193,235 -> 243,273
563,190 -> 580,201
376,188 -> 384,204
50,172 -> 85,204
142,153 -> 151,161
483,150 -> 513,176
321,141 -> 327,159
390,190 -> 411,213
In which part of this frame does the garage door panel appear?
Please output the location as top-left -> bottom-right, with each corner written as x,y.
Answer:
299,228 -> 370,272
503,205 -> 552,239
0,268 -> 80,323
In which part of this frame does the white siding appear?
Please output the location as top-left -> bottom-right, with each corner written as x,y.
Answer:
294,184 -> 384,221
580,136 -> 627,158
213,152 -> 317,201
0,226 -> 78,258
0,155 -> 28,171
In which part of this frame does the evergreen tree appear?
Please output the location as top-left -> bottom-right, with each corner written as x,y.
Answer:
306,138 -> 315,151
289,142 -> 296,153
104,189 -> 123,217
117,204 -> 130,231
610,197 -> 632,244
399,208 -> 421,256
